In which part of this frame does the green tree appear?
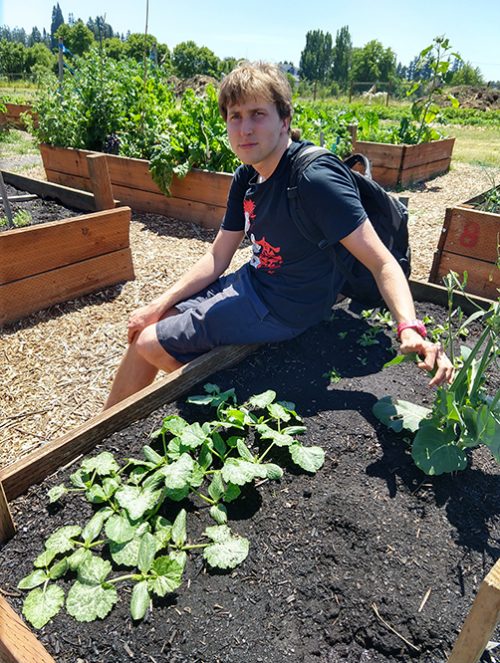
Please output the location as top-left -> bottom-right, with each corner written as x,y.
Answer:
451,61 -> 484,86
56,21 -> 95,56
299,29 -> 333,99
123,33 -> 158,63
332,25 -> 352,90
351,40 -> 396,83
50,3 -> 64,49
87,16 -> 114,41
27,27 -> 43,47
172,40 -> 220,78
103,37 -> 126,60
27,42 -> 56,78
0,39 -> 28,75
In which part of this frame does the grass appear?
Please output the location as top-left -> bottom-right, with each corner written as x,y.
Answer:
449,125 -> 500,168
0,80 -> 39,103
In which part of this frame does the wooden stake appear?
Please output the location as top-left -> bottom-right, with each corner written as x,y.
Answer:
86,154 -> 115,210
0,481 -> 15,543
0,595 -> 56,663
448,559 -> 500,663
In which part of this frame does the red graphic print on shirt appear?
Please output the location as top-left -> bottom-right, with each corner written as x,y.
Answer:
244,196 -> 283,274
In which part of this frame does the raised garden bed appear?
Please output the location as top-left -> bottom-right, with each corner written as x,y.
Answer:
39,144 -> 232,229
350,126 -> 455,189
0,284 -> 498,662
0,102 -> 37,130
430,186 -> 500,299
0,179 -> 134,326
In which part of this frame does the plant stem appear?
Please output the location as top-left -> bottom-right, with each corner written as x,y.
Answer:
192,490 -> 215,506
257,442 -> 275,464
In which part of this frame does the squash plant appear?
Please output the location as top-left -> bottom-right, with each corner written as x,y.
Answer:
17,385 -> 324,628
373,273 -> 500,475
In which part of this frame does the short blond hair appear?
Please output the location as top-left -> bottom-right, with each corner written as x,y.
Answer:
218,61 -> 293,122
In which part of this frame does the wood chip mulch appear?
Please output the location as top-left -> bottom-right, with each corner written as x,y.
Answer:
1,161 -> 498,469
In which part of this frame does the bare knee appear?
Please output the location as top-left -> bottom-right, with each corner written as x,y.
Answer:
135,324 -> 183,372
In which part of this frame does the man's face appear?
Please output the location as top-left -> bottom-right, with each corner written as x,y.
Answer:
225,98 -> 290,174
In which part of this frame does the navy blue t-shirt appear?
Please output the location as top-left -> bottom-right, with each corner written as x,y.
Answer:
221,141 -> 367,327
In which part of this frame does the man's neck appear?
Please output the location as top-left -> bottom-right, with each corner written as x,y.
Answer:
254,137 -> 292,183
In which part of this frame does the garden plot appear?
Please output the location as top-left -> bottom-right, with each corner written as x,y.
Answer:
0,300 -> 499,662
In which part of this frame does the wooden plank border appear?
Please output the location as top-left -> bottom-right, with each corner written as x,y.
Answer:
1,170 -> 98,212
0,596 -> 55,663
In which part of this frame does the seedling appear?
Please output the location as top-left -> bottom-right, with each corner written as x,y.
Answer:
323,368 -> 342,384
0,209 -> 32,228
17,386 -> 324,628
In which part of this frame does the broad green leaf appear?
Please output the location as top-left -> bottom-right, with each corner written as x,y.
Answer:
282,425 -> 307,436
105,512 -> 139,544
142,469 -> 167,491
412,424 -> 468,475
23,585 -> 65,629
138,532 -> 157,574
153,516 -> 172,551
45,525 -> 82,554
149,556 -> 184,597
210,504 -> 228,524
171,509 -> 187,547
168,550 -> 187,573
69,468 -> 90,489
130,580 -> 150,620
223,483 -> 241,503
247,390 -> 276,409
115,485 -> 163,520
165,485 -> 190,502
190,461 -> 205,488
81,507 -> 113,544
203,525 -> 249,570
208,471 -> 224,502
34,548 -> 57,569
67,548 -> 93,572
236,439 -> 254,461
223,408 -> 246,429
48,557 -> 69,580
129,465 -> 153,485
255,423 -> 294,447
221,458 -> 267,486
110,537 -> 142,567
268,402 -> 291,422
179,422 -> 209,449
102,477 -> 121,499
80,451 -> 120,476
198,443 -> 213,470
48,484 -> 68,503
289,444 -> 325,473
160,453 -> 194,490
211,431 -> 227,456
142,445 -> 164,465
18,569 -> 49,590
277,401 -> 301,420
85,484 -> 108,504
156,415 -> 189,437
262,463 -> 284,480
77,556 -> 112,585
66,581 -> 117,622
372,396 -> 431,433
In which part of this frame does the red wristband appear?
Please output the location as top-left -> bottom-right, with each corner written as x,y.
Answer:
396,319 -> 427,340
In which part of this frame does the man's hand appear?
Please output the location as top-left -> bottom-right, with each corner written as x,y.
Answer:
399,328 -> 454,387
127,302 -> 164,344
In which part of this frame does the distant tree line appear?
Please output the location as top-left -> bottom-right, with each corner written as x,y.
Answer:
0,3 -> 492,93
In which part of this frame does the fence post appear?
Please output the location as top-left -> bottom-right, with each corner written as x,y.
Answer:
86,154 -> 115,211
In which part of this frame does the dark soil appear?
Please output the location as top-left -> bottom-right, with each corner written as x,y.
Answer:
0,182 -> 83,231
1,301 -> 499,663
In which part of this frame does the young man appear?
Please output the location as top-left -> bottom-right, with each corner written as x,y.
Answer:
104,62 -> 453,409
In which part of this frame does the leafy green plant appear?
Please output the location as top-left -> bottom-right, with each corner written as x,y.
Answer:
17,385 -> 324,628
373,272 -> 500,475
0,209 -> 32,229
323,368 -> 342,384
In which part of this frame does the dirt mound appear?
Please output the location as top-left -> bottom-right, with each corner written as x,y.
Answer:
167,74 -> 220,97
438,85 -> 500,110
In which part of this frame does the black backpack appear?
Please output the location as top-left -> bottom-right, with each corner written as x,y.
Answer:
286,144 -> 411,308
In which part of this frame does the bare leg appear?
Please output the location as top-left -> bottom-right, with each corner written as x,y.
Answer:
103,313 -> 184,410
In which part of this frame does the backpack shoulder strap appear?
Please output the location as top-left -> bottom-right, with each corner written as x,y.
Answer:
287,145 -> 333,247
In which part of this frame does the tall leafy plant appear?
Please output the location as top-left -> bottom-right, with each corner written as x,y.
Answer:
373,273 -> 500,475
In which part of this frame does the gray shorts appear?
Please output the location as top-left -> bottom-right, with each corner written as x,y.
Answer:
156,265 -> 307,363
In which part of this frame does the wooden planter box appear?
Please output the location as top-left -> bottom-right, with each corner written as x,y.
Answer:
39,144 -> 232,229
0,103 -> 38,130
0,280 -> 496,662
350,126 -> 455,188
429,187 -> 500,299
0,207 -> 135,326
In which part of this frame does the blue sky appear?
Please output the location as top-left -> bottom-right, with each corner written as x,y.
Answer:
2,0 -> 500,82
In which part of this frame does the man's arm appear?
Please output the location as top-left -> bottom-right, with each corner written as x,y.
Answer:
127,228 -> 245,342
340,219 -> 453,386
